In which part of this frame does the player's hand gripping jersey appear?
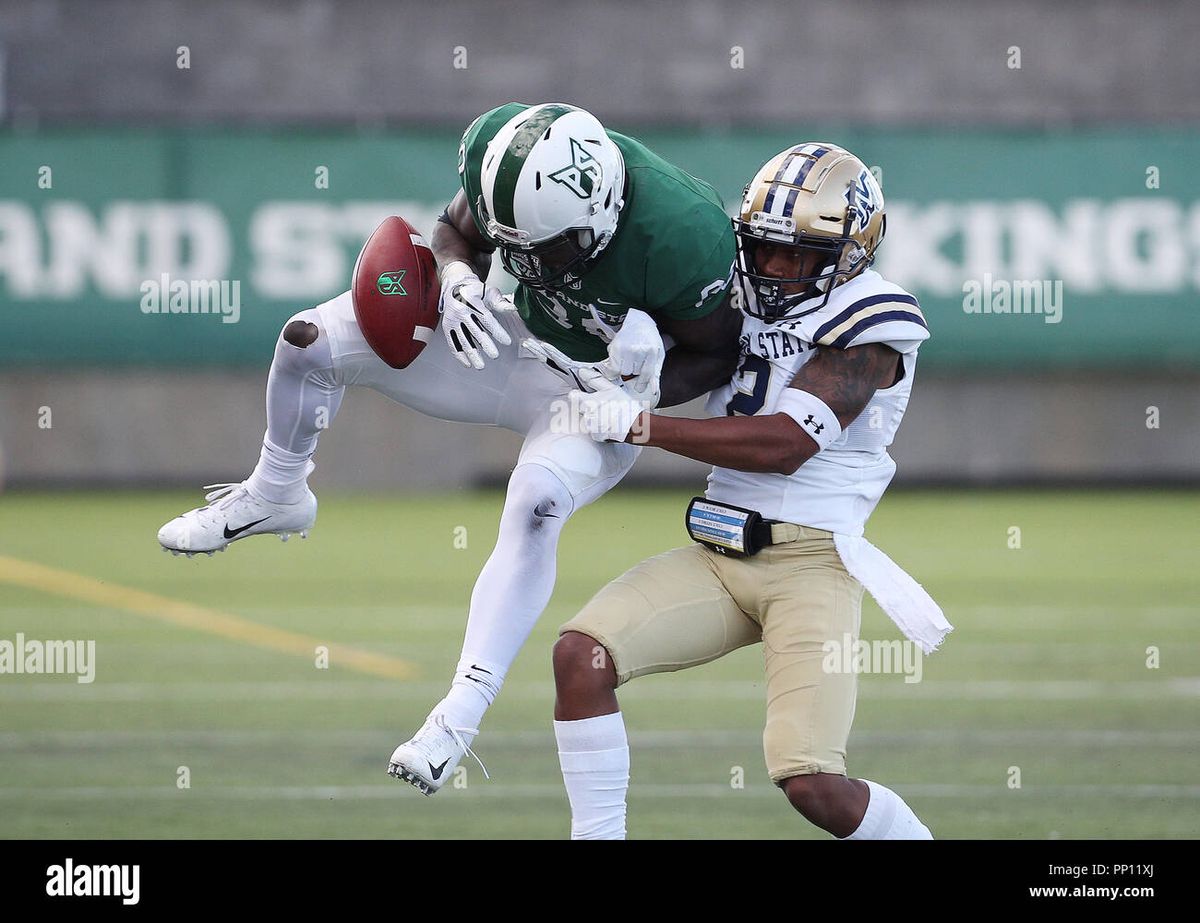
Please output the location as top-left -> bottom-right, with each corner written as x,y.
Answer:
708,269 -> 929,537
459,102 -> 736,362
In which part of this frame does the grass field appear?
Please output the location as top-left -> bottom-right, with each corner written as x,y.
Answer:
1,488 -> 1197,839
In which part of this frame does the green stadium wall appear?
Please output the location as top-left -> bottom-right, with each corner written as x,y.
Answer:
2,127 -> 1198,370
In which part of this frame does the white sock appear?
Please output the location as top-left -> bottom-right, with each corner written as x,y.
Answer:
430,464 -> 573,733
245,310 -> 343,505
554,712 -> 630,840
431,656 -> 508,741
246,440 -> 316,505
842,779 -> 933,840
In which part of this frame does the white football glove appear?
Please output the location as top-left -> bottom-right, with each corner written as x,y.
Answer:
591,307 -> 665,404
569,366 -> 652,443
438,260 -> 515,369
520,337 -> 620,391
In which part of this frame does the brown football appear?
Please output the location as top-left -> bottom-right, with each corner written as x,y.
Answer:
351,215 -> 441,369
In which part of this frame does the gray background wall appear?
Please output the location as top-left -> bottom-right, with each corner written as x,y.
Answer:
3,0 -> 1197,126
3,372 -> 1196,489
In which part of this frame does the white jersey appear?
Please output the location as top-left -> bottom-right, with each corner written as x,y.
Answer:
705,269 -> 929,537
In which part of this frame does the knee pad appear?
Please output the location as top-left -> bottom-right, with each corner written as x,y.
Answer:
502,463 -> 574,537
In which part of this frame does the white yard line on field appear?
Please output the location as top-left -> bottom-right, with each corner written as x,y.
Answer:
2,678 -> 1198,702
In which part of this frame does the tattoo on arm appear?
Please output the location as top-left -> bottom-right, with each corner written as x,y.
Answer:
788,343 -> 900,428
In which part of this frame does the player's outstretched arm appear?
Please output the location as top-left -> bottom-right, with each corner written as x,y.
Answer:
629,343 -> 899,474
655,294 -> 744,408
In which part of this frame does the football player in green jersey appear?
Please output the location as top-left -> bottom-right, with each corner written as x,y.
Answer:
389,102 -> 745,792
157,102 -> 742,796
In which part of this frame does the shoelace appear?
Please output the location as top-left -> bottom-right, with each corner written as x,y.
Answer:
200,482 -> 247,510
439,718 -> 490,780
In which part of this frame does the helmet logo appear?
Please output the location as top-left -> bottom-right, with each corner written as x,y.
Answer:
549,138 -> 602,199
846,169 -> 881,232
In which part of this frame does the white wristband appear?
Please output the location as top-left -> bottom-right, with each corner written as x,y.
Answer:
776,388 -> 843,451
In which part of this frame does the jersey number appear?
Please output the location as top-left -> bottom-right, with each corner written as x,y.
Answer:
726,353 -> 772,416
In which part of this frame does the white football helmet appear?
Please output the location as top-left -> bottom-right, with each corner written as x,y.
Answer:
476,103 -> 625,289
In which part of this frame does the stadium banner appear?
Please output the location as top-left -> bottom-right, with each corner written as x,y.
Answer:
1,127 -> 1196,369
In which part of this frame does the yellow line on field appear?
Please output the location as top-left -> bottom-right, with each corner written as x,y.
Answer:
0,555 -> 418,681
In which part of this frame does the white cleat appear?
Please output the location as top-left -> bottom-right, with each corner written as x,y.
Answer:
157,482 -> 317,554
387,714 -> 489,796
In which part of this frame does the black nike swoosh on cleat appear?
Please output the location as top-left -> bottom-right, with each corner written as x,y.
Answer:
223,517 -> 271,539
465,675 -> 488,685
428,758 -> 450,780
469,664 -> 493,674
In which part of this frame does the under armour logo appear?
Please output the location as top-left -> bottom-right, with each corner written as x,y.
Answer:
803,414 -> 825,434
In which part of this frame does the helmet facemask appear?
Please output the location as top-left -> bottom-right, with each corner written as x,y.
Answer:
483,205 -> 610,291
734,224 -> 848,321
733,206 -> 880,323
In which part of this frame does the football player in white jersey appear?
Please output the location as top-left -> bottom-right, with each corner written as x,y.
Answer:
550,143 -> 952,839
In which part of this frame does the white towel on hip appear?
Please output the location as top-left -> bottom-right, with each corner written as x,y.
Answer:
833,533 -> 953,655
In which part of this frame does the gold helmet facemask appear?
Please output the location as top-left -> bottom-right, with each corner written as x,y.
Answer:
733,144 -> 886,322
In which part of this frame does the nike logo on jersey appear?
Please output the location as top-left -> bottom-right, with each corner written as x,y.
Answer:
223,517 -> 270,539
428,758 -> 450,780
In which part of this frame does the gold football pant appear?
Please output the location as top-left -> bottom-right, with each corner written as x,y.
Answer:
560,528 -> 864,781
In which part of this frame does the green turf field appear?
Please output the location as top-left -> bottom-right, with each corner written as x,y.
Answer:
1,488 -> 1197,839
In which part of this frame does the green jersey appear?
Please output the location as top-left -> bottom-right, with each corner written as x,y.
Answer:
458,102 -> 735,361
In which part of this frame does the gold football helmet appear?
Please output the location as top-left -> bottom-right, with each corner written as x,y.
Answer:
733,142 -> 886,321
